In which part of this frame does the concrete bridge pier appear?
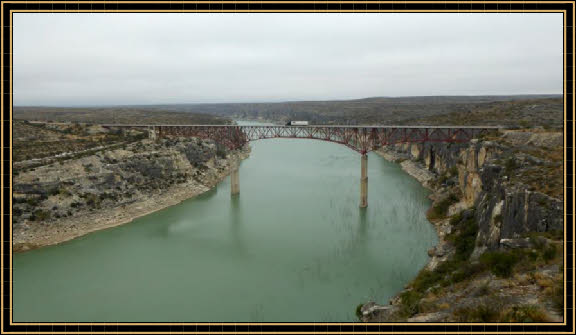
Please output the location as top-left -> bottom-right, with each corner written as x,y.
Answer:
148,126 -> 157,140
231,154 -> 240,196
360,154 -> 368,208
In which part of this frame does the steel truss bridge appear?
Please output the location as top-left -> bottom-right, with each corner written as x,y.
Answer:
104,124 -> 500,207
107,124 -> 497,155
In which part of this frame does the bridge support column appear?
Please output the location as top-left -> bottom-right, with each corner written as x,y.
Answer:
360,154 -> 368,208
231,154 -> 240,196
148,126 -> 157,140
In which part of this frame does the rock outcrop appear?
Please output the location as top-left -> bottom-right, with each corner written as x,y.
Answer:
378,134 -> 562,255
13,137 -> 249,252
364,129 -> 564,322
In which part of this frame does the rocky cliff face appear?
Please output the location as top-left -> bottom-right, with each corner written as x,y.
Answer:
380,134 -> 563,255
13,137 -> 248,251
361,129 -> 564,322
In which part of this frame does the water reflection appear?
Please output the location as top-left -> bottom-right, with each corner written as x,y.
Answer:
229,195 -> 245,255
358,207 -> 368,238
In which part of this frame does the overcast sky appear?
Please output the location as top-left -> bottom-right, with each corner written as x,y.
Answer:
14,13 -> 563,106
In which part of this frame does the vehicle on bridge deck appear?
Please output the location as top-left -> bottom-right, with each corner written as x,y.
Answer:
285,120 -> 309,126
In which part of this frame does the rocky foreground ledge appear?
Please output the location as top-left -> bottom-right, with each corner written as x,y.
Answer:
13,137 -> 249,252
361,129 -> 564,323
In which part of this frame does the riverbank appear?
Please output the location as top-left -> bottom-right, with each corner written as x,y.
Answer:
13,138 -> 250,253
363,130 -> 564,322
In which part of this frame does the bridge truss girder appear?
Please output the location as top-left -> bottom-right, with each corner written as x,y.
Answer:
155,125 -> 492,154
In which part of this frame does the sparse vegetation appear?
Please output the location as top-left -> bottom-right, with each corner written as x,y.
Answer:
500,305 -> 551,322
32,209 -> 51,221
427,193 -> 459,220
455,303 -> 551,323
480,251 -> 520,278
454,302 -> 502,322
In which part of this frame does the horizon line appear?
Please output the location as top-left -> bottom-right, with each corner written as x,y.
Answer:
13,93 -> 564,108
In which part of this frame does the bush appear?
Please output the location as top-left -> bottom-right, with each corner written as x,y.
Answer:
411,269 -> 445,292
58,187 -> 72,197
428,194 -> 459,219
524,230 -> 563,241
85,193 -> 101,208
549,278 -> 564,313
33,209 -> 51,221
216,143 -> 228,159
501,305 -> 551,322
452,218 -> 478,261
542,244 -> 558,262
450,262 -> 484,284
398,290 -> 423,317
26,197 -> 39,206
448,166 -> 458,176
504,158 -> 517,175
355,304 -> 363,320
480,251 -> 520,278
454,303 -> 501,322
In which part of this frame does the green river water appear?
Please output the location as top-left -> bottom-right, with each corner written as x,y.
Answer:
13,122 -> 437,322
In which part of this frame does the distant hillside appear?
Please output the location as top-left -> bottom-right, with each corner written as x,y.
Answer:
396,97 -> 563,127
13,107 -> 232,125
14,94 -> 563,127
116,94 -> 564,126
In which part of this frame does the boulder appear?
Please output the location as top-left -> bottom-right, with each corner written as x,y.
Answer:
500,238 -> 531,249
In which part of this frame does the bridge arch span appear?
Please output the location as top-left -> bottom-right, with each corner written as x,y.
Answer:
153,125 -> 495,155
104,124 -> 498,208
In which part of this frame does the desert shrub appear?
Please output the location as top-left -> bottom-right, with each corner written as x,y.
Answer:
33,209 -> 51,221
398,290 -> 423,317
454,303 -> 501,322
435,173 -> 449,187
501,305 -> 550,322
504,158 -> 517,175
411,269 -> 445,293
480,251 -> 520,278
524,230 -> 563,241
452,218 -> 478,261
449,211 -> 463,226
26,197 -> 39,206
448,166 -> 458,176
58,187 -> 72,197
355,304 -> 363,320
548,278 -> 564,313
216,143 -> 228,159
473,281 -> 491,297
13,208 -> 22,217
542,244 -> 558,261
428,194 -> 459,219
449,262 -> 485,284
85,193 -> 101,208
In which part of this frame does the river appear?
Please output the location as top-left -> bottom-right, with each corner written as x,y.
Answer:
13,121 -> 437,322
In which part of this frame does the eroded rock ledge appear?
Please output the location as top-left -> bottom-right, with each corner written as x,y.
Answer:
13,137 -> 249,252
362,130 -> 563,323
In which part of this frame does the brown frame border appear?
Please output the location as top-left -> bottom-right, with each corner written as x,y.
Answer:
1,1 -> 573,334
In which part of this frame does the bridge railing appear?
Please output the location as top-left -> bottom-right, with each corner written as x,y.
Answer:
101,124 -> 500,154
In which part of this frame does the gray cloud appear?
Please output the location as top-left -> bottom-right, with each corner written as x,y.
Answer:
14,13 -> 563,106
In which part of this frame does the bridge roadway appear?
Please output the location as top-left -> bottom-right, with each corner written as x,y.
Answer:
103,124 -> 500,207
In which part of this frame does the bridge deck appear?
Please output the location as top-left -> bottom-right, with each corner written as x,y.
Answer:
101,123 -> 499,154
102,124 -> 501,129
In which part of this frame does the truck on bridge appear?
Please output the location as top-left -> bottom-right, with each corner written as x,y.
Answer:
285,120 -> 309,126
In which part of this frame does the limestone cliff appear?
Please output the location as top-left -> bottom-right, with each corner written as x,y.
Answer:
361,129 -> 564,322
379,134 -> 562,250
